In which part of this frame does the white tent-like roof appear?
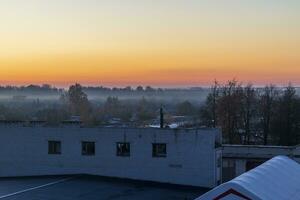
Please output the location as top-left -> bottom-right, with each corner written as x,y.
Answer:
196,156 -> 300,200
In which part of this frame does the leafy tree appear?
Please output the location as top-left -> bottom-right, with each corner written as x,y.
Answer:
104,96 -> 121,116
145,86 -> 155,92
65,83 -> 92,124
136,86 -> 144,92
99,97 -> 133,123
136,97 -> 156,122
176,101 -> 195,116
0,105 -> 7,120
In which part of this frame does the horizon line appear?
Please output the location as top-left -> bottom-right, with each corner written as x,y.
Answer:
0,83 -> 300,90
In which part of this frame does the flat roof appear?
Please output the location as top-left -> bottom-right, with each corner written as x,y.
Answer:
0,175 -> 206,200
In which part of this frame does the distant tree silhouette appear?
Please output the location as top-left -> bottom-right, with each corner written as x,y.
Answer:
145,86 -> 155,92
200,80 -> 219,128
258,85 -> 278,145
240,84 -> 257,144
67,83 -> 92,123
216,80 -> 244,144
136,86 -> 144,92
273,84 -> 300,146
137,97 -> 156,122
176,101 -> 195,116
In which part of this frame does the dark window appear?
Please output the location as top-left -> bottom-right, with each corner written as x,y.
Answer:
222,159 -> 236,182
48,141 -> 61,154
152,143 -> 167,157
217,156 -> 222,168
82,141 -> 95,156
246,160 -> 265,171
116,142 -> 130,157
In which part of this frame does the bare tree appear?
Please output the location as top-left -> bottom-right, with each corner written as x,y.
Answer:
200,80 -> 219,127
274,84 -> 300,146
201,80 -> 300,145
259,85 -> 278,145
240,84 -> 257,144
217,80 -> 243,144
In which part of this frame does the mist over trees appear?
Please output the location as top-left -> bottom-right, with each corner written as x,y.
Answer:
99,96 -> 133,122
1,82 -> 300,146
0,84 -> 209,103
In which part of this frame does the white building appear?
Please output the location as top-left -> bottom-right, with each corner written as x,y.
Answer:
196,156 -> 300,200
0,124 -> 222,188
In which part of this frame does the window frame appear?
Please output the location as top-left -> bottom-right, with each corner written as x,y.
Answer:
48,140 -> 61,155
152,143 -> 167,158
81,141 -> 95,156
116,142 -> 130,157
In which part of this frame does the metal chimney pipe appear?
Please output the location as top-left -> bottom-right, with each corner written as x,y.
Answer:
160,106 -> 164,128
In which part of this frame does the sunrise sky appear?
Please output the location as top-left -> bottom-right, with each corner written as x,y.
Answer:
0,0 -> 299,87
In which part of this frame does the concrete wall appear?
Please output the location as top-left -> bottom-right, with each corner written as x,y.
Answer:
223,145 -> 293,159
0,126 -> 221,188
222,144 -> 299,182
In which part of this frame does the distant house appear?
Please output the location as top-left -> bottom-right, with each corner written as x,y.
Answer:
148,115 -> 196,129
167,115 -> 195,128
61,116 -> 82,125
12,95 -> 26,101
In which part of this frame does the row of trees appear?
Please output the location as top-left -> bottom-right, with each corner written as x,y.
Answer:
0,84 -> 205,93
0,84 -> 64,95
201,80 -> 300,146
0,83 -> 197,126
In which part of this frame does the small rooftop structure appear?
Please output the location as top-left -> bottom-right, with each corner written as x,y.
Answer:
221,144 -> 300,182
196,156 -> 300,200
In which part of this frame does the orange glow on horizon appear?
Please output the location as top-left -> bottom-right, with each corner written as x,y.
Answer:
0,1 -> 299,87
0,50 -> 299,87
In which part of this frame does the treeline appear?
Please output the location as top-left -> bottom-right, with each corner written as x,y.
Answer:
0,84 -> 63,93
83,86 -> 206,93
0,83 -> 197,126
0,84 -> 205,93
201,80 -> 300,146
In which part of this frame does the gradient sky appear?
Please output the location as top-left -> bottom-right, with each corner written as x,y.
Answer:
0,0 -> 299,87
